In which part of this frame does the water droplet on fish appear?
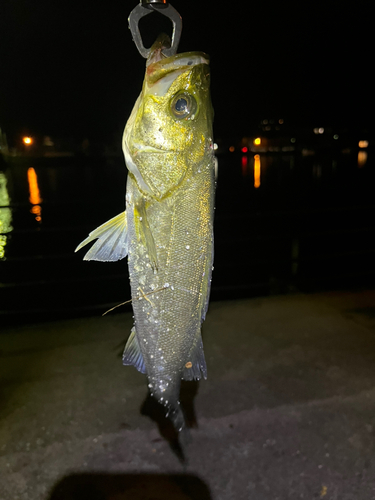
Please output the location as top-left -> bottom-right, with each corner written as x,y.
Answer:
164,283 -> 169,288
170,285 -> 174,290
148,384 -> 153,388
139,216 -> 142,221
150,355 -> 154,359
186,245 -> 190,250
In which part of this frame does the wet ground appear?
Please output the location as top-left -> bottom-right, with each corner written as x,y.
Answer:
2,289 -> 375,499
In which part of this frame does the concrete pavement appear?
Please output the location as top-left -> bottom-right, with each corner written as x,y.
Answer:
2,290 -> 375,499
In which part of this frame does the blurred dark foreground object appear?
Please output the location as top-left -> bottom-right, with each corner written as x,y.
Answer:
48,473 -> 212,500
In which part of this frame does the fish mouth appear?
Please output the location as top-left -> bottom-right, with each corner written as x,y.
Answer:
146,51 -> 209,89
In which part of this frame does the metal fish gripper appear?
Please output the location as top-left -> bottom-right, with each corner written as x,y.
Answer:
128,0 -> 182,58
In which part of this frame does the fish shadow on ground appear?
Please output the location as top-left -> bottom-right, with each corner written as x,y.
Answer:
140,381 -> 199,463
47,472 -> 213,500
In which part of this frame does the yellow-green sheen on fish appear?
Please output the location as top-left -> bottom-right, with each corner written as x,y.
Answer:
75,35 -> 215,431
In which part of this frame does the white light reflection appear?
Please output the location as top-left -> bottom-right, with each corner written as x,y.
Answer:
0,171 -> 13,259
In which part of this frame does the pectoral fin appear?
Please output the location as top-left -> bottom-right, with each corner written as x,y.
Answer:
122,327 -> 146,374
75,212 -> 128,261
182,335 -> 207,381
134,200 -> 158,270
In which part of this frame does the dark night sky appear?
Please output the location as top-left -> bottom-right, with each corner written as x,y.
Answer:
0,0 -> 373,143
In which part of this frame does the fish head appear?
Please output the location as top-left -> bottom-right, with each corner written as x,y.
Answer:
123,35 -> 214,199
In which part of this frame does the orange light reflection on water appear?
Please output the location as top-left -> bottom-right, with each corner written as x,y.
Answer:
254,154 -> 261,188
358,151 -> 367,168
27,167 -> 42,222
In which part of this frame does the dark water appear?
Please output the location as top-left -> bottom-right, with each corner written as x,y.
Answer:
1,148 -> 374,323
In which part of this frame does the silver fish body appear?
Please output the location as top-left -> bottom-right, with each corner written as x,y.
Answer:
125,158 -> 214,429
76,37 -> 215,430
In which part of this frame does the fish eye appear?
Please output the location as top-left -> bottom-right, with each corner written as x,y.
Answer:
170,93 -> 197,120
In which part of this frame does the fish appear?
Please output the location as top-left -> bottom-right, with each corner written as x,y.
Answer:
75,34 -> 215,431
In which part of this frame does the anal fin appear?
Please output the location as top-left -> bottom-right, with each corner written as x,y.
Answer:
122,327 -> 146,374
182,335 -> 207,381
75,212 -> 128,262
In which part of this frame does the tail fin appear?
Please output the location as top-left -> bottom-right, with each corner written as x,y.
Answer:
167,402 -> 185,433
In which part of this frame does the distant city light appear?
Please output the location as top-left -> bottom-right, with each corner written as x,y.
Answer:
229,146 -> 235,152
278,119 -> 284,124
254,154 -> 261,188
313,128 -> 324,135
358,140 -> 369,148
253,137 -> 261,146
262,119 -> 268,125
23,136 -> 33,145
214,143 -> 218,150
333,134 -> 339,140
291,138 -> 296,143
241,147 -> 248,153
